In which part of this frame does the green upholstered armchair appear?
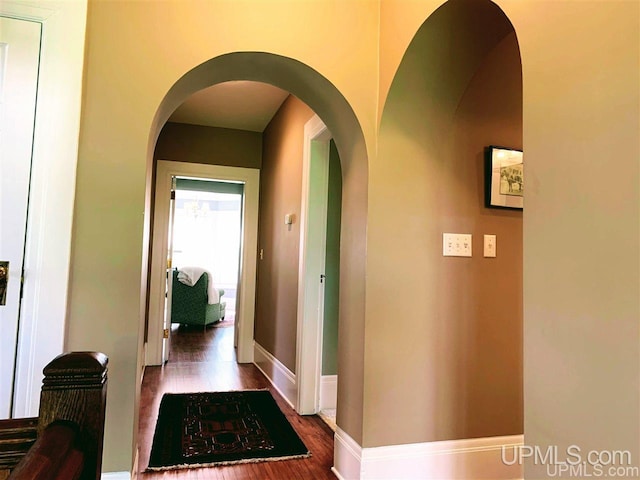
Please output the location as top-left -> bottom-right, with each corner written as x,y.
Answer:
170,269 -> 226,327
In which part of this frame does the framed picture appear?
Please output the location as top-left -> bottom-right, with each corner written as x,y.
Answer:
485,146 -> 523,210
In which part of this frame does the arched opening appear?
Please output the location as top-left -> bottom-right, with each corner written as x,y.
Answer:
142,51 -> 369,459
369,0 -> 523,469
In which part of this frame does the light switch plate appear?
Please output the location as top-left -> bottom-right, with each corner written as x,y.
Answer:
484,234 -> 497,257
443,233 -> 472,257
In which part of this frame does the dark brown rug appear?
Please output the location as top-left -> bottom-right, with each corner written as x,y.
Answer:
146,390 -> 310,471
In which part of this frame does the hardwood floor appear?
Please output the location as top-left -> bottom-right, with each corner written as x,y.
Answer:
138,322 -> 336,479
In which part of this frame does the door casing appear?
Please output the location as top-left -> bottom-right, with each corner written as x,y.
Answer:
147,161 -> 259,365
296,115 -> 332,415
1,0 -> 87,418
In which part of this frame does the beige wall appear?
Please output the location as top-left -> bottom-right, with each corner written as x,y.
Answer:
66,0 -> 639,474
154,122 -> 262,168
512,2 -> 639,477
255,95 -> 315,371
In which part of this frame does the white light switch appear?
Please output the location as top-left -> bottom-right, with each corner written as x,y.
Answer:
484,234 -> 496,257
443,233 -> 472,257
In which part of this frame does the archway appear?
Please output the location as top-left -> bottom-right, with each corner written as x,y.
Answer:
145,52 -> 369,447
358,0 -> 523,476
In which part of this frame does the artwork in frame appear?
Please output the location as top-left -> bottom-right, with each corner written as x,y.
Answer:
485,146 -> 523,210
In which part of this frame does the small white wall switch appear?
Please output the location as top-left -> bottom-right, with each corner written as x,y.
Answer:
443,233 -> 472,257
484,234 -> 497,257
284,214 -> 293,225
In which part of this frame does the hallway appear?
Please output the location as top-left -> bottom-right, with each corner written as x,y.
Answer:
138,322 -> 336,479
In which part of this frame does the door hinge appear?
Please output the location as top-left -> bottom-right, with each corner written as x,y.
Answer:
0,262 -> 7,305
320,274 -> 326,284
163,328 -> 169,339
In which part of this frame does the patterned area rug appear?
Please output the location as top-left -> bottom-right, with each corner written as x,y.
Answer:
146,390 -> 310,471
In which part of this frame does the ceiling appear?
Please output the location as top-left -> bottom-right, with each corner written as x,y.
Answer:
168,81 -> 290,132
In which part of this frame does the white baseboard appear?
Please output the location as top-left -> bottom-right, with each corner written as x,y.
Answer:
101,446 -> 136,480
101,472 -> 130,480
334,428 -> 363,480
253,341 -> 297,409
320,374 -> 337,410
333,428 -> 524,480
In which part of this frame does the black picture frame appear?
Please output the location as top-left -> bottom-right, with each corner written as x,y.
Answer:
484,146 -> 523,210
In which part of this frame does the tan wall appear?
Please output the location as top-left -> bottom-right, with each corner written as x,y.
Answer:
255,96 -> 315,371
511,2 -> 640,476
154,122 -> 262,168
376,0 -> 639,466
370,2 -> 521,445
450,31 -> 522,437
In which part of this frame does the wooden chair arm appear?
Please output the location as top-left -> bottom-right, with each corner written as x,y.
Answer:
0,418 -> 38,476
8,421 -> 83,480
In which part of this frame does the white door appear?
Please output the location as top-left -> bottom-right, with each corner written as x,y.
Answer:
0,17 -> 41,418
163,177 -> 178,363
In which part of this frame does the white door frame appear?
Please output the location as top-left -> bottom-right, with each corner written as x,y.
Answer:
0,16 -> 40,419
1,0 -> 87,418
161,177 -> 177,363
296,115 -> 331,414
147,161 -> 259,365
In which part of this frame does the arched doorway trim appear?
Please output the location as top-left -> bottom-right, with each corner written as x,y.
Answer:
145,51 -> 369,446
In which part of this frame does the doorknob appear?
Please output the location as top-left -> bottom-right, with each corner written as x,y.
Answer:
0,261 -> 8,306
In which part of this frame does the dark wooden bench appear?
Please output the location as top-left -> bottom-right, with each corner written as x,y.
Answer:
0,352 -> 108,480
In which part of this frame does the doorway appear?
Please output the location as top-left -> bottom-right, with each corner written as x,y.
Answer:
147,161 -> 259,367
318,139 -> 341,430
296,115 -> 341,429
137,51 -> 369,477
171,179 -> 243,335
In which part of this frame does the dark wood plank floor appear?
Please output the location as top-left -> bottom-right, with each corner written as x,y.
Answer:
138,322 -> 336,479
